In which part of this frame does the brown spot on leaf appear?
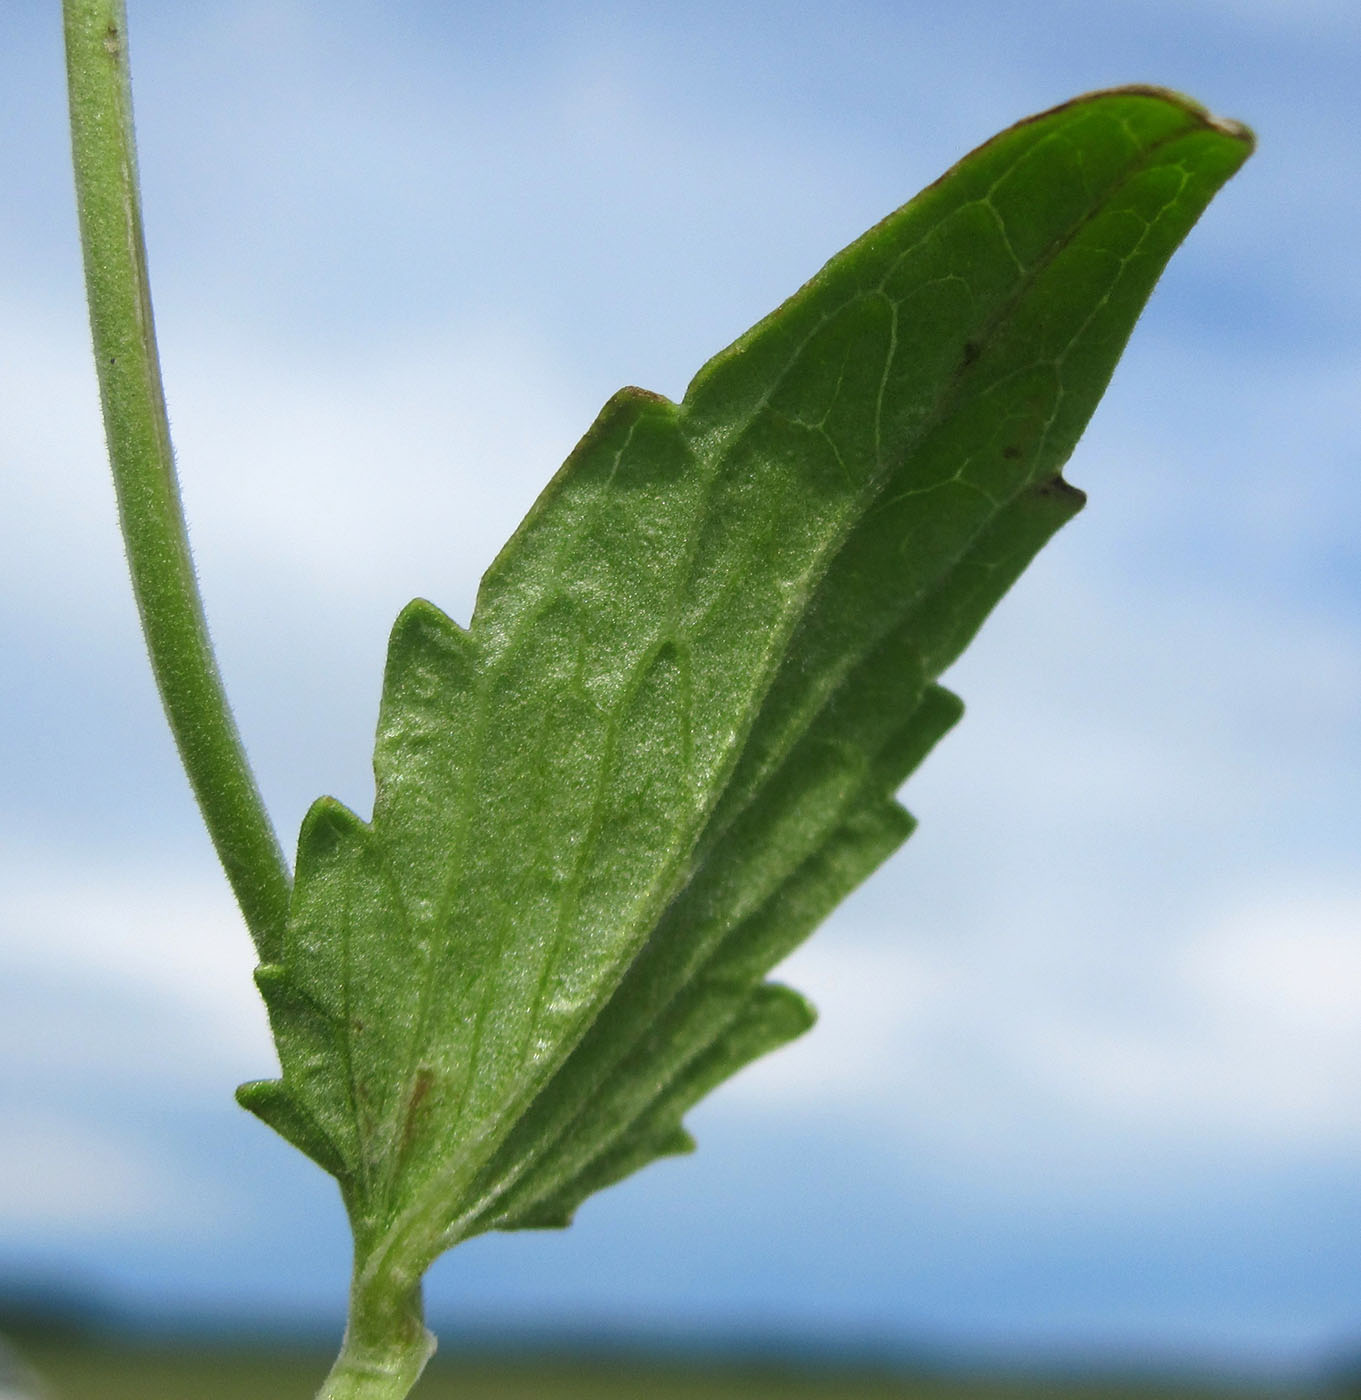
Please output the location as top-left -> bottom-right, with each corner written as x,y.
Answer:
402,1069 -> 435,1149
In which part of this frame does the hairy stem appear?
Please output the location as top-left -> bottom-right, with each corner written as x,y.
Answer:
62,0 -> 291,960
317,1267 -> 435,1400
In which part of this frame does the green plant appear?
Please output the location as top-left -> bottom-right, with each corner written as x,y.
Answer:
60,1 -> 1253,1396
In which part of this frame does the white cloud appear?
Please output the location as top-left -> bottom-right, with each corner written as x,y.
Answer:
0,303 -> 583,634
1173,891 -> 1361,1131
0,1114 -> 227,1238
726,883 -> 1361,1186
0,855 -> 270,1092
0,302 -> 118,624
172,325 -> 583,622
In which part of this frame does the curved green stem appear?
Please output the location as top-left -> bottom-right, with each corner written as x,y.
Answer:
62,0 -> 291,960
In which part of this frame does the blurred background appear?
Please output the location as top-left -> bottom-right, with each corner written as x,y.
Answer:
2,0 -> 1359,1394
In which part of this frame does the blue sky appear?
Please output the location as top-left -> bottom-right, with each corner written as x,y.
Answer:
2,0 -> 1360,1380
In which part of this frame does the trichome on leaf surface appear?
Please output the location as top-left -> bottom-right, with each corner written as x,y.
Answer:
60,2 -> 1253,1395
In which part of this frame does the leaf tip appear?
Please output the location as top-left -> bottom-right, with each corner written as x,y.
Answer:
1142,86 -> 1255,152
1054,85 -> 1254,145
1206,113 -> 1255,150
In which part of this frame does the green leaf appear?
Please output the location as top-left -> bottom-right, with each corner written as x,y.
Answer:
238,88 -> 1251,1290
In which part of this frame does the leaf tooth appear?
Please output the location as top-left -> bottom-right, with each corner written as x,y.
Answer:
505,1125 -> 697,1232
453,685 -> 950,1229
372,597 -> 481,916
236,1078 -> 352,1182
377,597 -> 477,738
479,982 -> 812,1234
249,964 -> 361,1175
391,594 -> 468,643
473,386 -> 684,645
705,449 -> 1084,849
296,792 -> 370,857
288,797 -> 427,1212
704,801 -> 913,991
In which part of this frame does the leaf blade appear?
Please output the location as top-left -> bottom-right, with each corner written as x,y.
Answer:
242,88 -> 1253,1283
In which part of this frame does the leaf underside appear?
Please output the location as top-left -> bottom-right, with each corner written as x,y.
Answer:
237,88 -> 1251,1280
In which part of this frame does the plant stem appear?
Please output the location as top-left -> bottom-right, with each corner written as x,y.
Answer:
62,0 -> 291,961
317,1269 -> 435,1400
